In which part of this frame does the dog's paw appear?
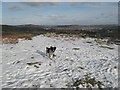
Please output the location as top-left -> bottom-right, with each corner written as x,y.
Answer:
53,54 -> 56,57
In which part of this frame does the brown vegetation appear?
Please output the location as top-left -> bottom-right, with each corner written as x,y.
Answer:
2,34 -> 33,44
95,38 -> 114,45
44,33 -> 82,39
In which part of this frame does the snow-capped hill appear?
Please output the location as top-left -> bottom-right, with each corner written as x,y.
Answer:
1,35 -> 118,88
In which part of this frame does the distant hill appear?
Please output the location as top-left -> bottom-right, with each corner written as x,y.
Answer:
1,24 -> 119,40
2,25 -> 46,36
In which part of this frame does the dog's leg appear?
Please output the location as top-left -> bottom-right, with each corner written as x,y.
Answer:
50,53 -> 53,60
50,52 -> 55,60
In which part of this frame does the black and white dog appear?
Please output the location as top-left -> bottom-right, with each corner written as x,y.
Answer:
46,46 -> 56,59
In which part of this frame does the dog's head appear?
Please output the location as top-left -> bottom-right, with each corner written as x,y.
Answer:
50,46 -> 56,52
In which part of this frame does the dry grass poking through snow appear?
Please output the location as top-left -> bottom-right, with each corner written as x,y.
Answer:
44,33 -> 82,39
2,34 -> 33,44
71,74 -> 104,89
95,38 -> 114,45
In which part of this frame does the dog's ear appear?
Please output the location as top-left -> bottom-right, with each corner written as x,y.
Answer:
54,47 -> 56,51
46,47 -> 50,53
46,47 -> 49,51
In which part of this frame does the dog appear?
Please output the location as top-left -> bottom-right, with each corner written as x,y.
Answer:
46,46 -> 56,59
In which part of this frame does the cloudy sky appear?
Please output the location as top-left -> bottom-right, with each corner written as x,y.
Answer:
2,2 -> 118,25
1,0 -> 119,2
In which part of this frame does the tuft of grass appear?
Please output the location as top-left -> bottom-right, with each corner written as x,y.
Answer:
78,66 -> 84,69
95,38 -> 114,46
71,74 -> 104,89
34,65 -> 39,68
27,62 -> 40,66
16,61 -> 20,64
31,56 -> 34,59
72,48 -> 80,50
114,66 -> 117,69
100,59 -> 107,61
86,41 -> 92,43
100,46 -> 114,49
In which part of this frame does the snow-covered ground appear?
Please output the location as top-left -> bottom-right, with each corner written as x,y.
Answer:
1,35 -> 118,88
0,44 -> 2,89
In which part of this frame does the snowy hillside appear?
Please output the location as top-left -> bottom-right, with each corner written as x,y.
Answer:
1,35 -> 118,88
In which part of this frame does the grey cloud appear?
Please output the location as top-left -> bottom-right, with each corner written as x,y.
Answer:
21,2 -> 56,7
106,2 -> 118,6
89,12 -> 117,21
70,2 -> 102,6
36,14 -> 43,17
7,6 -> 22,11
47,14 -> 73,21
100,13 -> 117,18
70,2 -> 117,7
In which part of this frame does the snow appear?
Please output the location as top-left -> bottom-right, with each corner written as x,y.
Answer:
1,35 -> 118,88
0,44 -> 2,89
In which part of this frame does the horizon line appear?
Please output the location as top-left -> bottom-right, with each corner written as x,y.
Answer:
1,24 -> 118,26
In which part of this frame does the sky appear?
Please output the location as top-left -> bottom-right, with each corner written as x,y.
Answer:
1,2 -> 118,25
1,0 -> 120,2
